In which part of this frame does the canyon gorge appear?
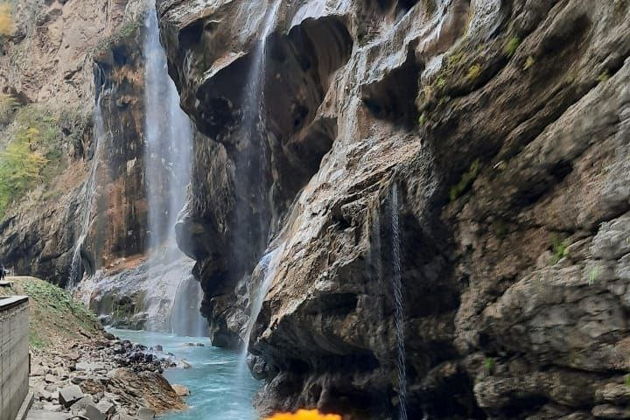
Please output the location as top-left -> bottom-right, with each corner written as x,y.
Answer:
0,0 -> 629,419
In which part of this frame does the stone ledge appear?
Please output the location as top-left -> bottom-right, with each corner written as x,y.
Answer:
0,296 -> 28,311
16,389 -> 34,420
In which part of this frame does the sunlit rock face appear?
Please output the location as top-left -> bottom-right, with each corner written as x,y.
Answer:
158,0 -> 630,418
88,26 -> 149,274
0,0 -> 146,286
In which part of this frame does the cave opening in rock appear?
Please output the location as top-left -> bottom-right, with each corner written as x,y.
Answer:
362,51 -> 421,129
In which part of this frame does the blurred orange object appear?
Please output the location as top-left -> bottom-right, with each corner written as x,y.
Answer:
264,409 -> 342,420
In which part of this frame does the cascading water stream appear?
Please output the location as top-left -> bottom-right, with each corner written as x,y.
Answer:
234,0 -> 282,262
234,0 -> 282,375
143,0 -> 206,336
68,94 -> 107,289
391,183 -> 408,420
237,245 -> 283,378
144,1 -> 191,253
170,274 -> 207,337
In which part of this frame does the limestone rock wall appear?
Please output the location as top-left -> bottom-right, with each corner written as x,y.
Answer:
158,0 -> 630,418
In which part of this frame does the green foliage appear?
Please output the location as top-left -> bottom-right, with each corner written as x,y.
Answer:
484,357 -> 495,373
0,93 -> 19,125
449,159 -> 481,202
0,277 -> 102,348
418,113 -> 427,126
588,266 -> 600,285
625,375 -> 630,388
466,64 -> 482,81
524,56 -> 536,70
504,37 -> 521,57
29,329 -> 44,349
550,236 -> 569,264
447,52 -> 464,67
22,278 -> 98,334
0,105 -> 65,218
597,71 -> 610,83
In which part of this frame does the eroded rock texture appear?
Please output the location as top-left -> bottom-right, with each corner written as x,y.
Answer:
158,0 -> 630,418
0,0 -> 147,286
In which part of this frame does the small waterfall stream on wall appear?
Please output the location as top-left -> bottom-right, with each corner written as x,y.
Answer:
234,0 -> 282,379
236,245 -> 283,380
143,0 -> 206,336
68,96 -> 107,289
233,0 -> 282,264
390,183 -> 408,420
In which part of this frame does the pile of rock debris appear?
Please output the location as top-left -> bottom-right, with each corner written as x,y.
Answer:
28,333 -> 188,420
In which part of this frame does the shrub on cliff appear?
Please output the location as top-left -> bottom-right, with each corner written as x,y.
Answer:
0,105 -> 66,218
0,93 -> 19,125
0,2 -> 13,37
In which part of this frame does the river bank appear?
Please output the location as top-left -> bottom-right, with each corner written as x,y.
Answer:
1,277 -> 186,420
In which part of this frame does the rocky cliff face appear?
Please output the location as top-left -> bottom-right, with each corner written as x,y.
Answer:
0,0 -> 202,334
0,0 -> 147,285
158,0 -> 630,418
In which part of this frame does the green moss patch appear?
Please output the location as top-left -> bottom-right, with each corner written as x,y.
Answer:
0,277 -> 102,349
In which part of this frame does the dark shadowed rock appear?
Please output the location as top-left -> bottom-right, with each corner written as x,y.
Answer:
156,0 -> 630,418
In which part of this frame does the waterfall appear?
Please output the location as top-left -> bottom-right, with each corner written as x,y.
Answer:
233,0 -> 282,379
144,1 -> 190,254
241,0 -> 281,123
68,95 -> 107,289
143,0 -> 206,336
234,0 -> 282,259
170,274 -> 207,337
236,245 -> 283,378
390,183 -> 408,420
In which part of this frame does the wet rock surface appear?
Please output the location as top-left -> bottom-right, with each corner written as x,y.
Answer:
157,0 -> 630,418
75,257 -> 196,332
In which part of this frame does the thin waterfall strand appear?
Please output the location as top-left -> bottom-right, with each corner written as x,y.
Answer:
391,184 -> 408,420
68,95 -> 107,289
234,0 -> 282,261
236,245 -> 283,378
234,0 -> 281,370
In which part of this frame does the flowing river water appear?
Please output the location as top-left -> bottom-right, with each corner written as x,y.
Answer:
108,328 -> 260,420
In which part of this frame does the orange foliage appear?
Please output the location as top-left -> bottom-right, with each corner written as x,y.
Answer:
265,409 -> 342,420
0,3 -> 12,36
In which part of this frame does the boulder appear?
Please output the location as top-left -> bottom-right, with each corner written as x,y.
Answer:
70,395 -> 94,414
84,403 -> 107,420
592,404 -> 630,419
171,385 -> 189,397
96,400 -> 115,416
58,385 -> 84,408
137,407 -> 155,419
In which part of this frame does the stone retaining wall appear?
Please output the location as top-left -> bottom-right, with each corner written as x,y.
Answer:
0,296 -> 29,420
